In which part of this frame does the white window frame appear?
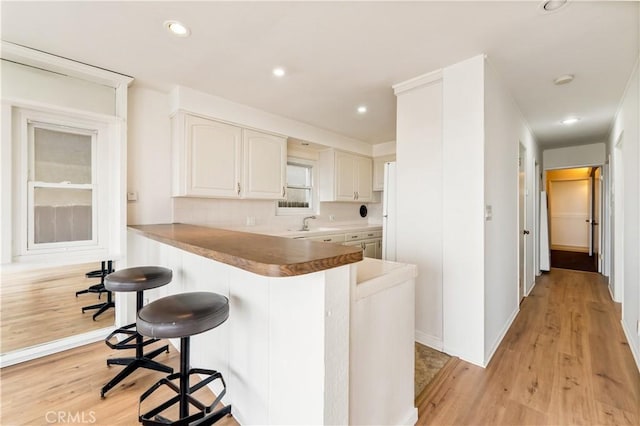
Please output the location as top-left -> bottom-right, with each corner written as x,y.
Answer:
14,107 -> 111,259
276,157 -> 318,216
26,121 -> 98,250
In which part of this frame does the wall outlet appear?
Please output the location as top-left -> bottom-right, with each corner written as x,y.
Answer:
329,215 -> 335,222
127,191 -> 138,201
246,216 -> 256,226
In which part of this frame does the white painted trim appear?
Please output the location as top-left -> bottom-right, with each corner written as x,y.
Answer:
526,274 -> 539,297
392,69 -> 443,95
621,319 -> 640,373
0,326 -> 114,368
484,307 -> 519,366
2,98 -> 124,124
1,41 -> 133,89
415,331 -> 443,352
399,407 -> 419,426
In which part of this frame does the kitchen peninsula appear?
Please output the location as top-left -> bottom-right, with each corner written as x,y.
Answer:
127,223 -> 416,425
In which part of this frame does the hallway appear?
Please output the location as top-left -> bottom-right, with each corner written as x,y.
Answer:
417,269 -> 639,425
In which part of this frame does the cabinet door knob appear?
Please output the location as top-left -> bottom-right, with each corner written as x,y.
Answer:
237,183 -> 241,195
282,186 -> 286,197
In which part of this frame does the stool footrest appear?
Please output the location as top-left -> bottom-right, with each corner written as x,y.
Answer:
139,369 -> 230,426
105,323 -> 160,350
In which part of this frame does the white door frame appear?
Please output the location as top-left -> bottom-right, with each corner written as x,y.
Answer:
518,143 -> 527,301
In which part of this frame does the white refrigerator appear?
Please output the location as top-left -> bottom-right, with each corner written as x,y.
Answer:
382,161 -> 397,261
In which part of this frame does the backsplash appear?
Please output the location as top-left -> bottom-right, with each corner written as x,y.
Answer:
173,198 -> 382,230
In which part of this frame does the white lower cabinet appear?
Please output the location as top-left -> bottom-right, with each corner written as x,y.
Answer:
172,111 -> 286,199
312,230 -> 382,259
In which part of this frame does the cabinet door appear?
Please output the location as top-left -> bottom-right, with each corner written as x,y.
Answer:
373,155 -> 396,191
243,129 -> 286,199
362,239 -> 377,258
375,238 -> 382,259
335,151 -> 356,201
355,156 -> 373,201
185,114 -> 242,198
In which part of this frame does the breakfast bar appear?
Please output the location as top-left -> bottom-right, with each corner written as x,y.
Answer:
126,223 -> 416,425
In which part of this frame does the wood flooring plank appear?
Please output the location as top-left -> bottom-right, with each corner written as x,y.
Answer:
510,332 -> 558,414
588,331 -> 639,414
1,262 -> 114,353
594,400 -> 639,426
0,341 -> 236,426
547,352 -> 597,425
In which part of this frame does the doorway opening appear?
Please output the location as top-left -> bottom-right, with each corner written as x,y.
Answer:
547,166 -> 602,273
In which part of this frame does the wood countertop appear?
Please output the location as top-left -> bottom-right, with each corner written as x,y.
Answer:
129,223 -> 363,277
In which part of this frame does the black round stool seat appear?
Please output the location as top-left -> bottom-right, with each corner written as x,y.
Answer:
105,266 -> 172,292
138,292 -> 229,339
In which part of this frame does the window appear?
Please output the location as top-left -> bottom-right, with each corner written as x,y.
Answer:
28,122 -> 97,249
12,107 -> 112,260
277,158 -> 317,215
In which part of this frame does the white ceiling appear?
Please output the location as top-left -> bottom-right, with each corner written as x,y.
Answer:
1,1 -> 638,147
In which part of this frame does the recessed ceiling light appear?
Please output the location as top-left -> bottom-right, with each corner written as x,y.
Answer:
540,0 -> 568,13
357,106 -> 367,114
554,74 -> 574,85
273,67 -> 286,77
164,20 -> 190,37
561,117 -> 580,125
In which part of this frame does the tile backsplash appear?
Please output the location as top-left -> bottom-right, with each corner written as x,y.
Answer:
173,197 -> 382,230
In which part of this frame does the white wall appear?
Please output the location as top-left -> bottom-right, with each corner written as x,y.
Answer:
543,143 -> 606,170
394,55 -> 539,367
372,140 -> 396,157
127,86 -> 173,225
394,72 -> 444,350
483,60 -> 539,363
441,56 -> 486,366
609,58 -> 639,370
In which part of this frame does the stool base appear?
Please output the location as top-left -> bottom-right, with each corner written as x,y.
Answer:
139,368 -> 231,426
101,344 -> 173,397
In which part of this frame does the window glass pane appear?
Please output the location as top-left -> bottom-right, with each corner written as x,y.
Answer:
34,128 -> 92,184
287,163 -> 311,187
278,188 -> 311,208
34,187 -> 92,243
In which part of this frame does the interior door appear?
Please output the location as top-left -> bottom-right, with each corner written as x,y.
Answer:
594,167 -> 602,271
518,144 -> 526,301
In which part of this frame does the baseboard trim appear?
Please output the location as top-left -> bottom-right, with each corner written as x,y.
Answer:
415,331 -> 443,351
526,276 -> 538,296
551,244 -> 589,253
0,326 -> 114,368
398,407 -> 418,426
621,319 -> 640,373
484,307 -> 519,366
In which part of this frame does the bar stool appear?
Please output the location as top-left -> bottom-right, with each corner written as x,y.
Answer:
137,292 -> 231,426
77,260 -> 115,320
100,266 -> 174,397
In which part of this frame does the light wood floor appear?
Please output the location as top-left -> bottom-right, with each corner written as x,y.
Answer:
1,262 -> 114,353
0,340 -> 237,425
1,268 -> 638,425
417,268 -> 640,425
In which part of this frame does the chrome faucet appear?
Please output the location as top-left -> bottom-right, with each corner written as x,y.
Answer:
302,216 -> 316,231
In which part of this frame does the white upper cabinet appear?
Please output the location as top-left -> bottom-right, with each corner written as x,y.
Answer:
172,112 -> 286,199
242,129 -> 287,199
319,149 -> 373,202
373,154 -> 396,191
